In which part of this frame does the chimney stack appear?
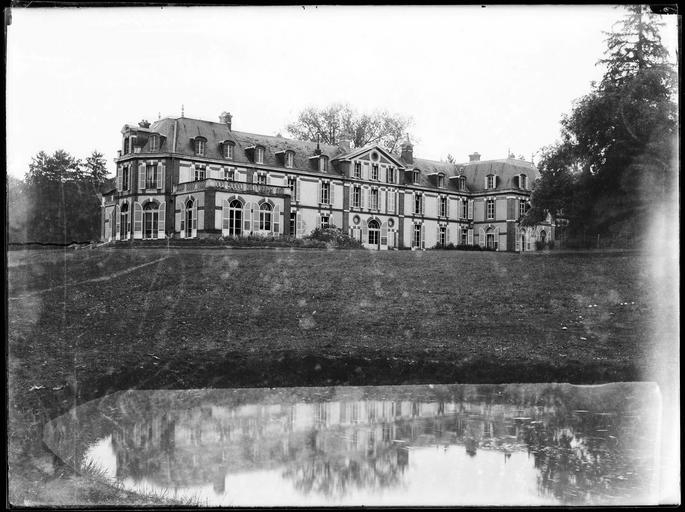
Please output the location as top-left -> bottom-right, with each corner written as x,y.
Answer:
400,134 -> 413,164
338,138 -> 352,152
219,111 -> 233,131
469,152 -> 481,162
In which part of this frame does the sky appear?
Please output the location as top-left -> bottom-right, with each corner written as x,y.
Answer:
6,5 -> 679,179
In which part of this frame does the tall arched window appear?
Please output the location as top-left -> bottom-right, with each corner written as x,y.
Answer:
368,219 -> 380,246
229,199 -> 242,236
259,203 -> 272,231
185,198 -> 194,238
486,227 -> 496,250
120,203 -> 129,237
143,202 -> 159,239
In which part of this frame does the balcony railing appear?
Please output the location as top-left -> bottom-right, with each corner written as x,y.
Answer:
173,179 -> 290,197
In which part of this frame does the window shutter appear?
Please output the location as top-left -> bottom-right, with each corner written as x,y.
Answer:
221,200 -> 228,230
133,202 -> 142,238
479,228 -> 486,247
317,181 -> 322,204
296,178 -> 301,202
116,167 -> 122,191
362,163 -> 367,180
494,226 -> 500,250
296,211 -> 303,237
420,224 -> 425,249
242,202 -> 250,232
421,194 -> 425,215
252,204 -> 259,231
192,202 -> 198,231
468,200 -> 474,220
484,175 -> 488,189
178,204 -> 183,234
362,220 -> 368,242
436,225 -> 440,245
159,162 -> 166,190
115,205 -> 120,239
138,163 -> 146,190
446,197 -> 450,218
158,201 -> 166,238
316,213 -> 321,229
446,226 -> 450,244
468,228 -> 473,245
381,221 -> 388,245
156,163 -> 162,189
273,204 -> 280,234
330,182 -> 335,206
379,188 -> 385,212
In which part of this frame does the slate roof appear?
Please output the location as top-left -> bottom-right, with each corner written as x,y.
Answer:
127,117 -> 538,193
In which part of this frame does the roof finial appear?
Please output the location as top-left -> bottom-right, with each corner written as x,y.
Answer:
181,104 -> 184,118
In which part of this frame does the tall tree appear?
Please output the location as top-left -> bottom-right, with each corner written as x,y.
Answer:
525,5 -> 676,239
286,103 -> 413,153
84,151 -> 109,183
25,149 -> 82,184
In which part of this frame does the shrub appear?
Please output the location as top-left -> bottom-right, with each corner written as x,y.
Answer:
547,240 -> 555,250
535,240 -> 545,250
305,225 -> 363,249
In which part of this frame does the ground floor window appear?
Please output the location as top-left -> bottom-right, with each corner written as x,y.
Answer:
368,219 -> 380,245
461,229 -> 468,245
413,224 -> 421,248
143,202 -> 159,239
290,212 -> 296,236
439,226 -> 446,247
320,214 -> 330,229
259,203 -> 272,230
486,232 -> 496,250
185,199 -> 194,238
228,199 -> 242,236
120,203 -> 129,237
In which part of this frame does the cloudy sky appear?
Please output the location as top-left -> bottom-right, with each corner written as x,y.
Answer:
6,5 -> 678,179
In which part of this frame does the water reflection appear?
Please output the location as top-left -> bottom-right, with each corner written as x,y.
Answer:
44,383 -> 660,506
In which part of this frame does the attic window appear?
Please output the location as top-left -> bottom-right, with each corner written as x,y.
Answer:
255,146 -> 265,164
519,174 -> 528,189
285,151 -> 294,169
438,173 -> 445,188
149,134 -> 159,152
458,176 -> 466,191
486,174 -> 495,189
223,141 -> 235,160
194,137 -> 207,157
413,170 -> 420,184
319,156 -> 328,173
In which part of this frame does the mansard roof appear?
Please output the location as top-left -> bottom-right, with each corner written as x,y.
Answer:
458,158 -> 537,193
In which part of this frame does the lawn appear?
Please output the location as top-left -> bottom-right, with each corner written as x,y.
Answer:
7,246 -> 676,505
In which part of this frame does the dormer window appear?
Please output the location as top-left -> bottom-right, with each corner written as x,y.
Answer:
486,174 -> 496,189
255,146 -> 265,164
413,170 -> 420,184
519,174 -> 528,189
285,151 -> 294,169
149,135 -> 159,152
354,162 -> 362,178
387,167 -> 395,184
319,156 -> 328,173
438,173 -> 445,188
194,137 -> 207,157
458,176 -> 467,191
222,141 -> 235,160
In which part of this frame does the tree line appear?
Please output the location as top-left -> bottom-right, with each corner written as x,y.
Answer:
8,150 -> 113,244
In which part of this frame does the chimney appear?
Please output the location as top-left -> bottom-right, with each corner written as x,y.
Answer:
219,111 -> 233,131
314,134 -> 322,155
469,152 -> 481,162
338,138 -> 352,152
400,135 -> 413,164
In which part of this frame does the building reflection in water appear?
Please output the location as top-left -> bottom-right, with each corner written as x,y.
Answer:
43,383 -> 661,506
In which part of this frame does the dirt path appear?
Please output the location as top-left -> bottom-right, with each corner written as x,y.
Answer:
8,256 -> 170,300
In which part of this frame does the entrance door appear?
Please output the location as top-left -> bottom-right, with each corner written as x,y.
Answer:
368,220 -> 380,249
185,206 -> 193,238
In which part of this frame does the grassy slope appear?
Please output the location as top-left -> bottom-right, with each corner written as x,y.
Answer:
7,247 -> 664,505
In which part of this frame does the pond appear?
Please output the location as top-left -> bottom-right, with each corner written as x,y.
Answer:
43,382 -> 661,506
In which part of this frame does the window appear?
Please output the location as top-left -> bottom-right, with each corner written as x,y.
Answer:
149,135 -> 159,152
462,200 -> 468,219
354,162 -> 362,178
195,138 -> 206,156
285,151 -> 294,169
256,173 -> 267,185
259,203 -> 272,230
319,156 -> 328,172
486,198 -> 495,219
461,228 -> 468,246
439,196 -> 447,217
320,214 -> 330,229
228,199 -> 242,236
223,142 -> 234,160
122,165 -> 129,190
413,171 -> 420,184
438,174 -> 445,188
387,167 -> 395,184
123,136 -> 130,155
439,226 -> 446,247
371,164 -> 379,180
486,174 -> 495,189
486,230 -> 497,250
184,198 -> 194,238
352,185 -> 361,208
145,164 -> 156,189
368,219 -> 380,246
413,224 -> 421,248
370,188 -> 379,210
290,212 -> 296,236
255,147 -> 265,164
120,203 -> 129,237
414,193 -> 422,215
143,202 -> 159,239
225,168 -> 235,180
288,176 -> 297,198
458,176 -> 467,191
519,199 -> 528,219
520,174 -> 528,189
320,181 -> 330,204
194,165 -> 206,181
